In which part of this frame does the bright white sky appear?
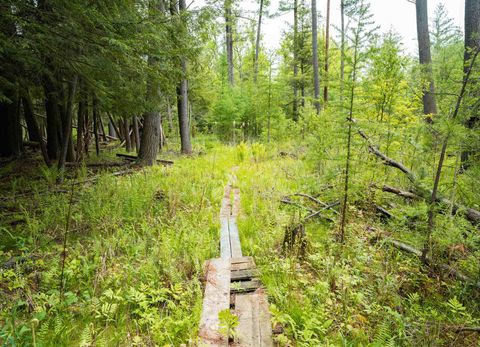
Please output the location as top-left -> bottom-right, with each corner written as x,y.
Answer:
193,0 -> 464,55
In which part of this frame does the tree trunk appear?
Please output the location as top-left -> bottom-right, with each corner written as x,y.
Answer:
311,0 -> 320,114
92,95 -> 100,156
58,82 -> 75,162
166,98 -> 174,132
132,116 -> 140,152
108,121 -> 116,138
57,76 -> 78,182
98,114 -> 107,142
415,0 -> 437,118
76,97 -> 85,162
178,0 -> 192,154
293,0 -> 299,121
225,0 -> 234,85
253,0 -> 264,82
323,0 -> 331,105
84,105 -> 90,157
461,0 -> 480,167
124,116 -> 132,152
22,91 -> 50,165
340,0 -> 345,107
44,80 -> 61,160
138,112 -> 160,165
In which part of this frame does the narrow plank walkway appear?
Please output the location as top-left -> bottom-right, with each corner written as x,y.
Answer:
199,179 -> 273,347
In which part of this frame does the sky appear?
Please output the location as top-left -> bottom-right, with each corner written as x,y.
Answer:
194,0 -> 465,55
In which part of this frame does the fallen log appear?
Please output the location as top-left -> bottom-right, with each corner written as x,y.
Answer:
116,153 -> 174,165
383,238 -> 480,290
65,161 -> 129,168
358,130 -> 480,225
284,193 -> 339,215
381,185 -> 420,200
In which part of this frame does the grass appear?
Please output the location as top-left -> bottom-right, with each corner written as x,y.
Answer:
0,136 -> 479,346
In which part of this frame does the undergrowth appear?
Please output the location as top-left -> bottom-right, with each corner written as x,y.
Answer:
1,136 -> 479,346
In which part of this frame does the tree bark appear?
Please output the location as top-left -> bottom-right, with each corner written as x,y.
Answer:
76,98 -> 85,162
166,98 -> 174,132
44,80 -> 61,160
253,0 -> 264,83
293,0 -> 299,121
323,0 -> 331,105
124,117 -> 132,152
311,0 -> 320,114
132,116 -> 140,152
178,0 -> 192,154
92,94 -> 100,156
340,0 -> 345,108
461,0 -> 480,167
22,91 -> 49,165
415,0 -> 437,118
138,111 -> 160,165
57,76 -> 78,182
225,0 -> 234,85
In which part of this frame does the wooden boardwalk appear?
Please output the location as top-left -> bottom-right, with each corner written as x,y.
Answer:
198,183 -> 273,346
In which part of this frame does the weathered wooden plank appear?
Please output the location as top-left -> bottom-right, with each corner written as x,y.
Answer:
199,258 -> 231,346
235,291 -> 273,347
228,217 -> 243,258
231,256 -> 254,265
232,188 -> 241,217
231,279 -> 261,293
256,290 -> 273,347
231,269 -> 258,281
220,217 -> 231,259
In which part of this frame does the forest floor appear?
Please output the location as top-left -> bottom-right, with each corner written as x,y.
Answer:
0,137 -> 479,346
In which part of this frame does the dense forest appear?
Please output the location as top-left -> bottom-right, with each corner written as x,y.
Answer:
1,0 -> 480,345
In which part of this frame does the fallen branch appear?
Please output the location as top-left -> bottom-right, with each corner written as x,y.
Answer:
65,161 -> 129,168
375,205 -> 395,219
358,130 -> 480,225
381,184 -> 420,200
383,238 -> 480,290
284,193 -> 339,214
280,197 -> 316,213
116,153 -> 174,165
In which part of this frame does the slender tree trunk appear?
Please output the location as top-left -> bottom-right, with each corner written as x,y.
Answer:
225,0 -> 234,85
293,0 -> 299,121
253,0 -> 264,82
132,116 -> 140,152
84,104 -> 90,157
44,81 -> 61,160
339,25 -> 360,244
98,114 -> 107,142
311,0 -> 320,113
92,95 -> 100,156
267,61 -> 272,142
323,0 -> 331,105
415,0 -> 437,119
108,114 -> 121,140
461,0 -> 480,167
422,50 -> 479,262
124,117 -> 132,152
58,82 -> 75,162
340,0 -> 345,108
76,98 -> 85,162
22,91 -> 50,165
178,0 -> 192,154
166,98 -> 174,132
57,76 -> 78,182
